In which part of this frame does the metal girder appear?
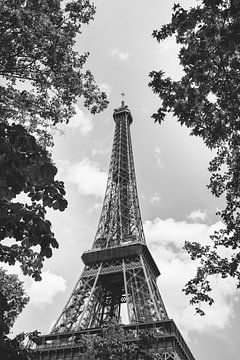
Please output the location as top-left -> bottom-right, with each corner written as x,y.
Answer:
153,353 -> 180,360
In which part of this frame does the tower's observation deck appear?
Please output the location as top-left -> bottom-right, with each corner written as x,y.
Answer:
113,102 -> 133,124
82,242 -> 160,278
33,102 -> 195,360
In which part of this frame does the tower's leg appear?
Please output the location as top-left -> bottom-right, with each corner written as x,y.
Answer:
51,264 -> 103,333
123,257 -> 168,323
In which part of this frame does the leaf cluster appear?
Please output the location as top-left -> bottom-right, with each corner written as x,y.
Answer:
0,268 -> 31,360
0,327 -> 39,360
0,123 -> 68,280
82,320 -> 154,360
0,267 -> 29,330
149,0 -> 240,313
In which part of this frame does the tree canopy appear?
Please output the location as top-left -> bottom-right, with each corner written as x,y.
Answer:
0,123 -> 68,279
0,267 -> 29,330
149,0 -> 240,313
0,0 -> 108,143
0,267 -> 30,360
82,320 -> 154,360
0,0 -> 108,279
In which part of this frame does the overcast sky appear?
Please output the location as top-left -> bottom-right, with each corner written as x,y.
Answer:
7,1 -> 240,359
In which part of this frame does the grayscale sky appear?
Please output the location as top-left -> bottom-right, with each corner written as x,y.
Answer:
6,1 -> 240,359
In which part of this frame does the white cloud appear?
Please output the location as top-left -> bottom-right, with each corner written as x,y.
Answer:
157,258 -> 236,338
68,105 -> 93,134
187,209 -> 207,222
110,48 -> 129,61
26,271 -> 67,307
88,202 -> 103,213
145,217 -> 223,249
1,264 -> 67,308
118,53 -> 129,61
66,158 -> 107,198
91,142 -> 110,156
93,202 -> 102,210
159,36 -> 180,54
154,147 -> 164,168
92,147 -> 110,156
150,192 -> 161,204
99,83 -> 112,97
144,217 -> 239,336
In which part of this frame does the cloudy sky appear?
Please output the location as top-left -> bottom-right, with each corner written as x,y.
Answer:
7,1 -> 240,359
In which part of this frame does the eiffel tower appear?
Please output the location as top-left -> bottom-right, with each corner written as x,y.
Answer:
34,101 -> 195,360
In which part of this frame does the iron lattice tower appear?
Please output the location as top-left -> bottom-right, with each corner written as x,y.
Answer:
34,103 -> 195,360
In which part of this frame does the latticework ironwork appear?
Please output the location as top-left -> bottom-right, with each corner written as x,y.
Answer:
93,103 -> 145,248
34,103 -> 195,360
153,354 -> 180,360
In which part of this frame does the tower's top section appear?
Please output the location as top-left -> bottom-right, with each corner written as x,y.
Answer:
92,103 -> 145,249
113,96 -> 133,124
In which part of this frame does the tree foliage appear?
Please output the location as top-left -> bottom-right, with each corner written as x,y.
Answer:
0,122 -> 67,280
82,320 -> 154,360
0,0 -> 108,144
0,267 -> 30,360
0,267 -> 29,330
0,0 -> 108,279
149,0 -> 240,313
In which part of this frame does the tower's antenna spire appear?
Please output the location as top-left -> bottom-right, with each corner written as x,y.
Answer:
121,92 -> 125,107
